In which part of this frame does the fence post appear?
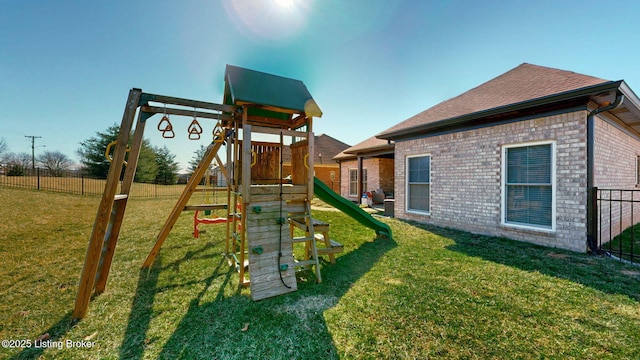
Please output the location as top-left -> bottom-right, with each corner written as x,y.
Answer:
82,173 -> 85,195
37,167 -> 41,190
588,186 -> 598,254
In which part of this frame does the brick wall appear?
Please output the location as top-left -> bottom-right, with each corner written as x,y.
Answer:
282,163 -> 340,192
594,115 -> 640,242
395,110 -> 589,252
314,164 -> 340,193
378,158 -> 394,196
339,158 -> 394,201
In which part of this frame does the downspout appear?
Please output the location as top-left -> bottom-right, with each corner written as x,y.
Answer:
586,91 -> 624,253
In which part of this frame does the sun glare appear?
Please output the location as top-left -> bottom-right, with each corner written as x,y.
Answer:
223,0 -> 310,42
274,0 -> 294,8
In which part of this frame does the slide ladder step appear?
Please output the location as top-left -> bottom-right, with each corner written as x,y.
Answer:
292,236 -> 314,243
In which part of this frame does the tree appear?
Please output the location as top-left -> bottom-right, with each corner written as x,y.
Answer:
39,150 -> 73,176
77,124 -> 120,178
188,144 -> 215,173
77,124 -> 179,183
77,124 -> 158,181
0,138 -> 7,157
155,145 -> 179,185
134,139 -> 158,183
2,152 -> 31,176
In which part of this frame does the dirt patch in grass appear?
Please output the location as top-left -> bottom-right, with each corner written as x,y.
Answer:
621,269 -> 640,277
275,295 -> 338,321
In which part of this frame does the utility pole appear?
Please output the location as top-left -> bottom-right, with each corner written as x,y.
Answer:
25,135 -> 42,169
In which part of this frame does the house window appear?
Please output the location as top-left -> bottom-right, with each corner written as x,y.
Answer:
348,168 -> 367,196
502,142 -> 555,230
636,156 -> 640,185
407,155 -> 430,213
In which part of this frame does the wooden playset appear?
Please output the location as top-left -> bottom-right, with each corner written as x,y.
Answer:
72,65 -> 344,319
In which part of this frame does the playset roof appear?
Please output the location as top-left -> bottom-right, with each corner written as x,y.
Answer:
224,64 -> 322,123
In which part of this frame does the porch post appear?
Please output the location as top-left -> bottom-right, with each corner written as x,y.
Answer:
357,156 -> 364,200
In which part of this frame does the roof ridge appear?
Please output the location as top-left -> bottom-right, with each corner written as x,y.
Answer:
378,63 -> 611,138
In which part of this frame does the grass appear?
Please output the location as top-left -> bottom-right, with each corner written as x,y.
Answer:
1,187 -> 639,359
608,223 -> 640,263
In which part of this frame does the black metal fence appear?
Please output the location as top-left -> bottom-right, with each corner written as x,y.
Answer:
596,188 -> 640,263
0,165 -> 184,198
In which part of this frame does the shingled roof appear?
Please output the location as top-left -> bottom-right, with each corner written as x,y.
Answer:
282,133 -> 350,164
378,63 -> 617,139
333,135 -> 394,161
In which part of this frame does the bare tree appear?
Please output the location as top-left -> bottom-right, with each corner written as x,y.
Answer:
0,138 -> 7,157
1,152 -> 31,175
39,150 -> 73,176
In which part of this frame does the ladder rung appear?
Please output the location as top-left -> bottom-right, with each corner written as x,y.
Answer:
292,236 -> 314,243
114,194 -> 128,200
294,259 -> 318,267
288,215 -> 309,221
313,235 -> 343,248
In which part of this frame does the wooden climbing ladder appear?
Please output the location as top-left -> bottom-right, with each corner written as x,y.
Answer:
73,89 -> 236,319
289,200 -> 322,282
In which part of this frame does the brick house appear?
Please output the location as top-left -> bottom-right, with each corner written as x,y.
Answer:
377,63 -> 640,252
333,136 -> 394,203
282,133 -> 350,192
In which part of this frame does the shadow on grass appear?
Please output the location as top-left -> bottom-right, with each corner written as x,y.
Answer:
10,312 -> 77,360
411,222 -> 640,302
118,240 -> 226,359
143,231 -> 396,358
118,254 -> 162,359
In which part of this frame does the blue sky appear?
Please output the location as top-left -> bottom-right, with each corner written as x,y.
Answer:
2,0 -> 640,172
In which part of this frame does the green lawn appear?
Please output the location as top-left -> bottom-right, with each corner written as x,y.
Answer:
1,187 -> 639,359
608,223 -> 640,263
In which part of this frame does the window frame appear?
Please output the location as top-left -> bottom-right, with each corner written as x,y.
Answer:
406,154 -> 431,215
501,140 -> 556,231
636,155 -> 640,186
348,168 -> 367,197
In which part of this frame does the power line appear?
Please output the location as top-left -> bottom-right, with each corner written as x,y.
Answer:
25,135 -> 42,169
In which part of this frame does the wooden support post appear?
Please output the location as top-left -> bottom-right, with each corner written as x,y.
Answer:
239,120 -> 251,286
142,134 -> 226,268
307,127 -> 315,201
242,124 -> 252,203
239,204 -> 248,285
73,88 -> 142,320
225,128 -> 234,259
94,110 -> 147,294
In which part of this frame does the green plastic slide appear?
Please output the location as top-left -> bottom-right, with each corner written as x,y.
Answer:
313,177 -> 392,239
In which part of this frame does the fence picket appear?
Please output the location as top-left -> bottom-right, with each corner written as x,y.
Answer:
0,165 -> 184,199
596,188 -> 640,264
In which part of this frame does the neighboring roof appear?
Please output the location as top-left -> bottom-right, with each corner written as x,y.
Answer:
282,133 -> 350,164
333,135 -> 394,161
223,64 -> 322,120
378,63 -> 620,139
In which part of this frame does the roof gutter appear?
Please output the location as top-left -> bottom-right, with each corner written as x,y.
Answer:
586,90 -> 624,253
378,81 -> 623,141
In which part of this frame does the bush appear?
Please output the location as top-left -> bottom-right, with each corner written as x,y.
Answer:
6,163 -> 25,176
